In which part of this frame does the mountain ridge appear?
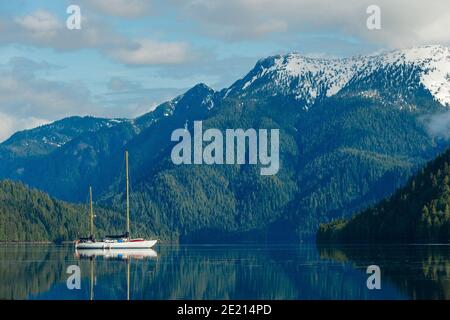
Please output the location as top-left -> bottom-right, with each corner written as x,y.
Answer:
0,45 -> 449,242
226,45 -> 450,108
3,45 -> 449,146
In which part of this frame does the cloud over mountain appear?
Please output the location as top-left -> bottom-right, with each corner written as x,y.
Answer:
423,111 -> 450,140
177,0 -> 450,47
110,39 -> 191,65
0,9 -> 191,66
0,57 -> 96,141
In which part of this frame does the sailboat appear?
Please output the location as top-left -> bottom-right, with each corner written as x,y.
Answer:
75,151 -> 157,249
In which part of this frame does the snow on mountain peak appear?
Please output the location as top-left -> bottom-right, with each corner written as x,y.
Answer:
229,45 -> 450,107
399,45 -> 450,107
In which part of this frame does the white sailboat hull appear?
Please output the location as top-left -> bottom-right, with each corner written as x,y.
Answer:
75,239 -> 157,250
75,242 -> 105,249
106,240 -> 157,249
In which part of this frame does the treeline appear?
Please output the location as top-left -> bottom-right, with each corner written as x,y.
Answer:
317,148 -> 450,243
0,180 -> 124,242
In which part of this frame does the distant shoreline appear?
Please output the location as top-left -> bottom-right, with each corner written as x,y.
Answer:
0,241 -> 68,244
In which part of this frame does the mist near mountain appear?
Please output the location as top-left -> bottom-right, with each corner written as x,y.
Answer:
423,110 -> 450,140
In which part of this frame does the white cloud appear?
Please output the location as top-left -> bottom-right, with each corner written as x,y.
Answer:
0,57 -> 190,141
423,111 -> 450,140
3,1 -> 450,59
85,0 -> 153,17
0,112 -> 49,142
15,10 -> 61,33
102,76 -> 187,118
0,57 -> 97,141
176,0 -> 450,47
0,10 -> 192,66
110,39 -> 191,65
1,10 -> 128,50
252,19 -> 287,37
107,77 -> 142,92
0,73 -> 94,120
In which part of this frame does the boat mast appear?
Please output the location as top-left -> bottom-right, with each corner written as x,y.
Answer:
89,186 -> 94,238
126,151 -> 130,238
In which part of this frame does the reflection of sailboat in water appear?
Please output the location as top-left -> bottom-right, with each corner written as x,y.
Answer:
75,248 -> 157,300
75,151 -> 157,249
75,248 -> 158,260
89,257 -> 95,301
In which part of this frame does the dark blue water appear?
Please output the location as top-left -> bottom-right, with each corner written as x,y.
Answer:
0,244 -> 448,300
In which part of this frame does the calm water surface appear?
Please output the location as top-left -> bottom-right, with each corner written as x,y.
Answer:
0,244 -> 449,300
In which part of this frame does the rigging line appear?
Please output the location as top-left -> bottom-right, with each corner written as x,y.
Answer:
128,161 -> 134,221
118,154 -> 125,197
114,154 -> 127,221
120,152 -> 130,232
83,191 -> 90,236
85,190 -> 89,213
124,152 -> 136,229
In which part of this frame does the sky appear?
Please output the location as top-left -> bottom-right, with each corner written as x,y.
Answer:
0,0 -> 449,141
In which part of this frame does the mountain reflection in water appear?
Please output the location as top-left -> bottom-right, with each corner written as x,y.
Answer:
0,244 -> 448,300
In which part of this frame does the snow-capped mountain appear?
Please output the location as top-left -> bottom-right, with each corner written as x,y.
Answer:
226,45 -> 450,108
3,46 -> 449,162
1,45 -> 449,241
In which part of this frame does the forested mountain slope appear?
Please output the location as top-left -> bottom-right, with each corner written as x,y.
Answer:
317,148 -> 450,243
